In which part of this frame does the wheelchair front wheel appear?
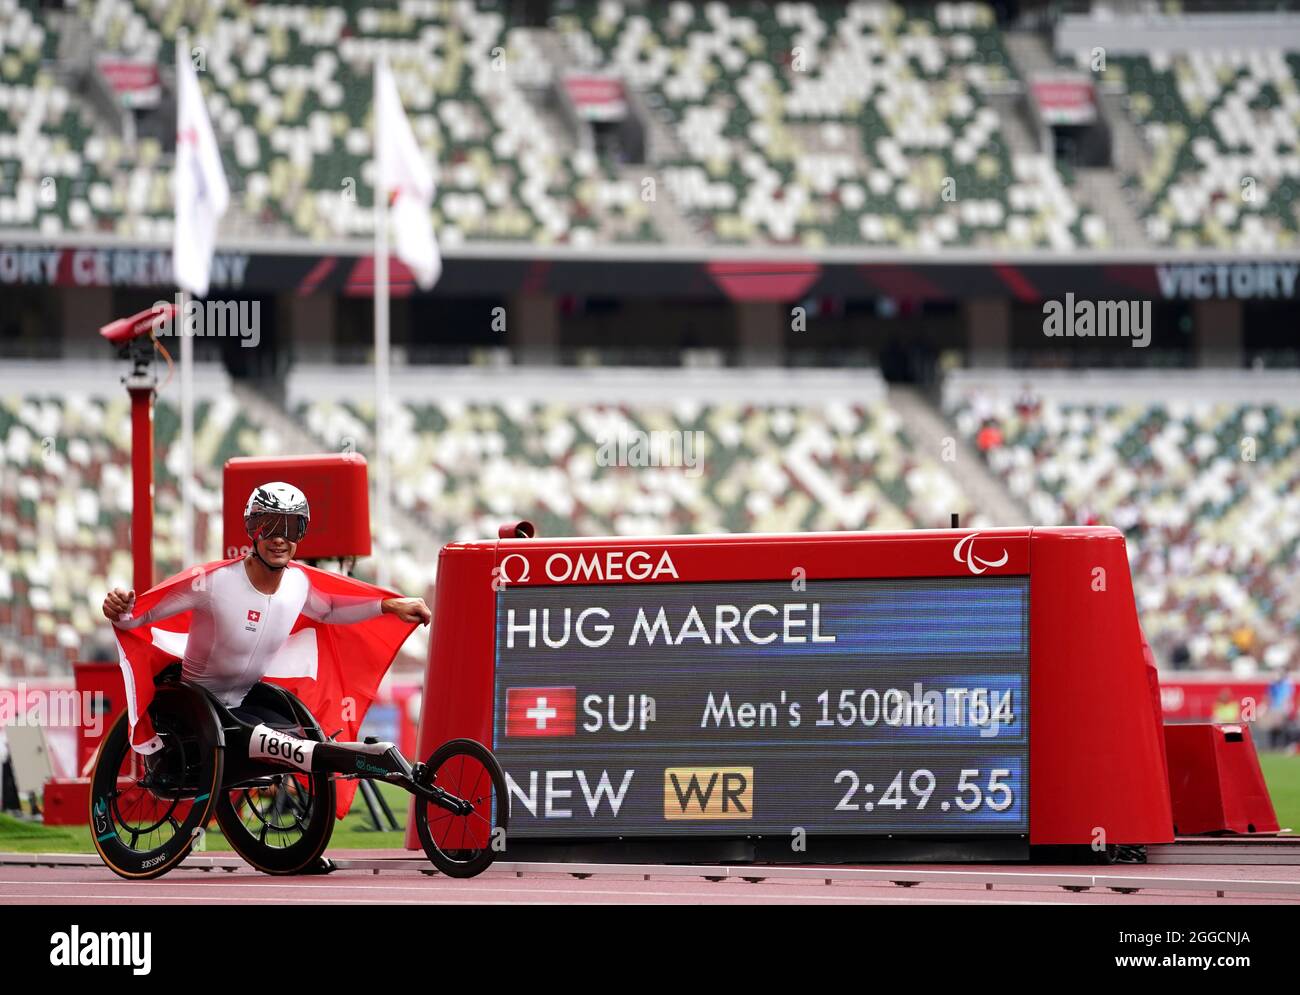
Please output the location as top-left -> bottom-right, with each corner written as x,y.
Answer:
414,739 -> 507,879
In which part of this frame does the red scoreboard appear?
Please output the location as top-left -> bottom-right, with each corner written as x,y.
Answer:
409,526 -> 1174,860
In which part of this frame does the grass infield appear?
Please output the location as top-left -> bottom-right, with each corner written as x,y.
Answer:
0,781 -> 411,855
3,755 -> 1298,856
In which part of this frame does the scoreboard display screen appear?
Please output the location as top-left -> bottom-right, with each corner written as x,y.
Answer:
493,576 -> 1030,838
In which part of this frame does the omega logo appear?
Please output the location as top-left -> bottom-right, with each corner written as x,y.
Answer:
498,553 -> 531,584
497,550 -> 680,584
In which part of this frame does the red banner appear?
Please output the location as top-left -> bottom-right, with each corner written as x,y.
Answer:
1159,677 -> 1294,722
1031,75 -> 1095,126
98,58 -> 162,108
564,74 -> 626,122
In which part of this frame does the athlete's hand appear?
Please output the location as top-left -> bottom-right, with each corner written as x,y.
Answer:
382,597 -> 431,626
103,587 -> 135,622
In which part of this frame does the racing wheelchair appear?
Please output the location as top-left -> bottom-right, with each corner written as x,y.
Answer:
90,669 -> 507,881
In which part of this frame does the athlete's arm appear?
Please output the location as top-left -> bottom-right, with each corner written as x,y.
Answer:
380,597 -> 431,625
302,573 -> 430,625
103,583 -> 206,629
302,579 -> 385,624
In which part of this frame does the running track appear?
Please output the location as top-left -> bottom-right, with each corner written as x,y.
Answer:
3,851 -> 1299,904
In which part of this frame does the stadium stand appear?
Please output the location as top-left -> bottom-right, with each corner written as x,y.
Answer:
2,3 -> 1298,685
1,382 -> 209,676
551,0 -> 1106,249
1068,46 -> 1300,251
10,0 -> 658,245
10,361 -> 1299,681
1,363 -> 986,676
0,0 -> 1120,248
292,367 -> 976,540
8,0 -> 1298,249
945,370 -> 1300,675
0,363 -> 440,676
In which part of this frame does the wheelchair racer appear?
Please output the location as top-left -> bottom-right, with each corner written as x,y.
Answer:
103,481 -> 431,726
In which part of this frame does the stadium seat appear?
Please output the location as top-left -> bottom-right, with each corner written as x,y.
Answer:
297,393 -> 975,544
947,386 -> 1300,672
0,0 -> 1119,249
1069,46 -> 1300,250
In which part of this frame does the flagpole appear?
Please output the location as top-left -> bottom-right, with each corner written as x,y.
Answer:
372,54 -> 438,590
374,130 -> 391,590
180,288 -> 194,568
177,29 -> 196,572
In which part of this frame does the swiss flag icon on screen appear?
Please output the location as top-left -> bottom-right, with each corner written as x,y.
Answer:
506,687 -> 576,737
247,609 -> 261,623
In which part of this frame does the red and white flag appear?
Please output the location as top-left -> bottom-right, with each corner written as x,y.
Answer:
112,559 -> 416,817
505,687 -> 577,738
374,57 -> 441,290
173,40 -> 229,297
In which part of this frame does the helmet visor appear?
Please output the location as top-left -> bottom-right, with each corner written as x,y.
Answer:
247,512 -> 308,543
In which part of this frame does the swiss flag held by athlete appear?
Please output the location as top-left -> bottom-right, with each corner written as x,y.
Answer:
111,558 -> 417,817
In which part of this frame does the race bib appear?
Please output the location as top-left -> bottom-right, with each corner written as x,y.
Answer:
249,724 -> 315,771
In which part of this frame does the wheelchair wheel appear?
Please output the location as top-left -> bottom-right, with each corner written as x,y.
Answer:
215,772 -> 335,875
215,687 -> 336,875
90,688 -> 223,880
414,738 -> 507,879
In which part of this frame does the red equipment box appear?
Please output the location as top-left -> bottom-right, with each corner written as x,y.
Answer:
41,777 -> 93,825
223,454 -> 371,560
1165,722 -> 1280,836
43,777 -> 200,827
410,525 -> 1175,858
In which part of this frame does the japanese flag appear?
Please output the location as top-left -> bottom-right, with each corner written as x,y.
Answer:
374,57 -> 441,290
172,39 -> 230,298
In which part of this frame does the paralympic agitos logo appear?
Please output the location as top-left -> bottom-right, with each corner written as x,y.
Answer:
954,533 -> 1009,576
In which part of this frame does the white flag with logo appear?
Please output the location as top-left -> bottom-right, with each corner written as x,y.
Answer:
173,42 -> 230,297
374,58 -> 441,290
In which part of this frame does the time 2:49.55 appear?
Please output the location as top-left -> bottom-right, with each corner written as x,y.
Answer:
834,769 -> 1014,812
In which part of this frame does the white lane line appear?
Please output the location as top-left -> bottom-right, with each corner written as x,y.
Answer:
11,878 -> 1280,905
0,875 -> 1050,900
0,889 -> 1076,905
2,876 -> 1294,904
0,895 -> 575,906
0,876 -> 1084,904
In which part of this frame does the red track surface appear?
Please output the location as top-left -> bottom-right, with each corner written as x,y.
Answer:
3,852 -> 1299,905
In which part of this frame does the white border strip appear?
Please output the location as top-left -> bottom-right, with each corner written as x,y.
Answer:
943,368 -> 1300,407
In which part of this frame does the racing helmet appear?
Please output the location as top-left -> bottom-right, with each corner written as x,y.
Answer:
244,481 -> 310,544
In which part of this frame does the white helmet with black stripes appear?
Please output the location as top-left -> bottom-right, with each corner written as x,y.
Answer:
243,482 -> 310,545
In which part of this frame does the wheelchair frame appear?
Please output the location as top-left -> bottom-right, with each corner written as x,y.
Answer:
90,676 -> 506,880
